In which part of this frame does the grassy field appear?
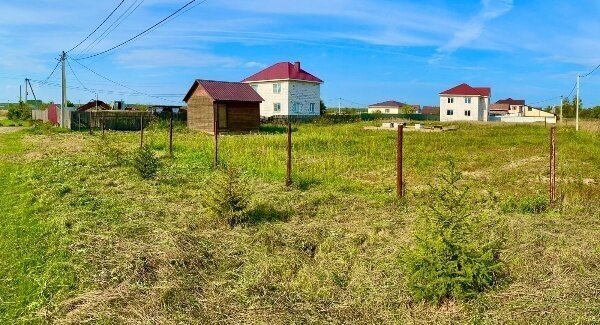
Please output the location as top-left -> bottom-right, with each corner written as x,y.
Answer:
0,121 -> 599,323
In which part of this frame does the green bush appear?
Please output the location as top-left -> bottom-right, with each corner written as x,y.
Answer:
7,102 -> 31,121
133,145 -> 160,179
500,195 -> 548,214
403,161 -> 504,303
202,167 -> 250,227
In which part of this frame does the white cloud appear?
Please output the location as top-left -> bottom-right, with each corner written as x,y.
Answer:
114,49 -> 242,69
431,0 -> 514,63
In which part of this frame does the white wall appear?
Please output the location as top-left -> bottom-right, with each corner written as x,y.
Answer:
248,80 -> 320,117
440,95 -> 482,122
368,107 -> 400,114
289,81 -> 320,116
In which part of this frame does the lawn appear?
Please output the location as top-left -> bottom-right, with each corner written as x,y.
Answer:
0,121 -> 598,323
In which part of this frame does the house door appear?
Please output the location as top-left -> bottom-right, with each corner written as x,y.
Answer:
217,104 -> 227,129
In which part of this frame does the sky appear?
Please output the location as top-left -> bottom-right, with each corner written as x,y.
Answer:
0,0 -> 599,108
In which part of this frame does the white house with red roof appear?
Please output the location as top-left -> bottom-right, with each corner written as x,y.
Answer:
242,61 -> 323,117
439,83 -> 491,122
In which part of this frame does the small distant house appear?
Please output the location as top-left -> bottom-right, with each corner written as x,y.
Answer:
368,101 -> 419,114
493,98 -> 554,118
439,83 -> 491,122
77,100 -> 112,111
183,79 -> 263,134
420,106 -> 440,116
242,61 -> 323,117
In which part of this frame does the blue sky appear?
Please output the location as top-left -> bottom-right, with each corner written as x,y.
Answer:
0,0 -> 599,108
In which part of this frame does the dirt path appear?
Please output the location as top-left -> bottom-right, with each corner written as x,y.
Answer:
0,127 -> 24,134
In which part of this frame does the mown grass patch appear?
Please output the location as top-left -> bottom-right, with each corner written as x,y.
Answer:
0,122 -> 598,323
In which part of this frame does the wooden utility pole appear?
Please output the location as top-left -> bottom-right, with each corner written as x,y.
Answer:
89,111 -> 93,135
397,124 -> 404,198
140,114 -> 144,148
169,109 -> 174,158
550,127 -> 557,204
285,121 -> 292,187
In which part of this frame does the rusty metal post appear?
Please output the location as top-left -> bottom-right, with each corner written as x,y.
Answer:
397,124 -> 404,197
285,121 -> 292,187
550,127 -> 557,204
89,111 -> 93,135
214,105 -> 219,167
140,114 -> 144,148
169,109 -> 174,158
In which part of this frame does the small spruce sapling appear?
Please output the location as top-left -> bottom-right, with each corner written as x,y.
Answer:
403,161 -> 504,303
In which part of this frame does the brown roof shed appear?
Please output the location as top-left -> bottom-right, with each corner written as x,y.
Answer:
183,79 -> 264,134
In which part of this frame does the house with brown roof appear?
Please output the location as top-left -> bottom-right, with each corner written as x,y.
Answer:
242,61 -> 323,117
420,106 -> 440,116
183,79 -> 263,134
367,100 -> 419,114
439,83 -> 491,122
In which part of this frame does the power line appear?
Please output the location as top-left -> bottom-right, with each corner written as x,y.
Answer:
66,58 -> 92,93
69,56 -> 178,102
581,63 -> 600,78
77,0 -> 146,58
43,58 -> 61,84
75,0 -> 206,61
66,0 -> 126,53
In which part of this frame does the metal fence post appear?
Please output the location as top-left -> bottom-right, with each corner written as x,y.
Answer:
169,110 -> 174,158
214,105 -> 219,167
397,124 -> 404,198
140,114 -> 144,148
550,127 -> 557,204
286,121 -> 292,187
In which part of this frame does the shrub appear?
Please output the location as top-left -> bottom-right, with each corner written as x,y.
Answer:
403,161 -> 504,303
7,102 -> 31,121
500,195 -> 548,214
202,167 -> 250,227
133,145 -> 160,179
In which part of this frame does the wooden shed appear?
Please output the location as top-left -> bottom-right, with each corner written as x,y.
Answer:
183,79 -> 263,134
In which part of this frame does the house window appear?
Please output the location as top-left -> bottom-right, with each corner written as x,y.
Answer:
251,84 -> 258,91
448,97 -> 454,104
528,107 -> 532,111
465,97 -> 471,104
274,103 -> 281,113
465,110 -> 471,116
273,83 -> 281,94
292,102 -> 300,112
309,103 -> 315,113
447,110 -> 454,116
385,109 -> 390,113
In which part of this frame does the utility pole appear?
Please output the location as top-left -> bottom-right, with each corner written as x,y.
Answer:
560,95 -> 563,123
61,51 -> 67,127
24,79 -> 28,103
576,74 -> 580,132
338,97 -> 341,115
19,85 -> 22,103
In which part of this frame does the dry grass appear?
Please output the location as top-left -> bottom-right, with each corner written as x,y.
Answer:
1,121 -> 599,324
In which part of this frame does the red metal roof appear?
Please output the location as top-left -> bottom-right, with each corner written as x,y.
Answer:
183,80 -> 264,103
242,62 -> 323,83
440,83 -> 490,97
496,98 -> 525,105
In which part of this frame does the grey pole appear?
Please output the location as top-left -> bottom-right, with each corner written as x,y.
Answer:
560,95 -> 563,124
24,79 -> 28,103
575,74 -> 580,132
61,51 -> 67,127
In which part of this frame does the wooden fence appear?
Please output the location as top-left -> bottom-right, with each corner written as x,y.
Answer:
71,111 -> 153,131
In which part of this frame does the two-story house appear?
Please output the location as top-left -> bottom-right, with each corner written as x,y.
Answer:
495,98 -> 526,116
439,83 -> 491,122
242,62 -> 323,118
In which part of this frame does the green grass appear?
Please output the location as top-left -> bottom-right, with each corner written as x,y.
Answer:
0,122 -> 598,323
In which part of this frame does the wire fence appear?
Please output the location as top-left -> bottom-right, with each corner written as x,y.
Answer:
70,111 -> 153,131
